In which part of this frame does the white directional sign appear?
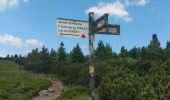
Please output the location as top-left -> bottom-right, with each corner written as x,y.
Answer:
96,13 -> 109,28
95,24 -> 120,35
57,18 -> 89,39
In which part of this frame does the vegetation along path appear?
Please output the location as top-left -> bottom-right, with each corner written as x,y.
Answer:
32,79 -> 64,100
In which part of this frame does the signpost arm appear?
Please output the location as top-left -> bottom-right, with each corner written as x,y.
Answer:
89,12 -> 95,100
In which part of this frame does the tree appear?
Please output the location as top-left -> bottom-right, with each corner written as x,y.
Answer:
128,47 -> 140,59
6,54 -> 10,60
25,48 -> 41,71
164,41 -> 170,59
17,54 -> 25,65
13,54 -> 19,62
140,47 -> 147,58
39,45 -> 51,73
149,34 -> 160,48
50,48 -> 57,57
148,34 -> 163,60
105,43 -> 114,59
95,40 -> 105,61
95,40 -> 114,61
58,42 -> 66,62
71,43 -> 85,63
119,46 -> 128,62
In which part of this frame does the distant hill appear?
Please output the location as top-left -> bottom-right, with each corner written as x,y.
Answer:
0,60 -> 51,100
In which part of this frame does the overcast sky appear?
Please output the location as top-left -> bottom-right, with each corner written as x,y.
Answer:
0,0 -> 170,57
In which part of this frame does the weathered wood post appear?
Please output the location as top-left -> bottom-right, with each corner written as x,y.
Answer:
89,12 -> 95,100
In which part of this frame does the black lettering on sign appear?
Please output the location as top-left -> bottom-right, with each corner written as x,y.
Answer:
77,27 -> 88,30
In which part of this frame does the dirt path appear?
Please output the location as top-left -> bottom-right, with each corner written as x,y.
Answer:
32,80 -> 64,100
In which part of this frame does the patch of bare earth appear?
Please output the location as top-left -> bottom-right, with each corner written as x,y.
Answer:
32,80 -> 64,100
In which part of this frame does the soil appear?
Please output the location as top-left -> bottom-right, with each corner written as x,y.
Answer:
32,80 -> 64,100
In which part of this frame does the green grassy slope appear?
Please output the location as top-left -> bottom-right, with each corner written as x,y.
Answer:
0,60 -> 51,100
57,86 -> 99,100
57,86 -> 89,100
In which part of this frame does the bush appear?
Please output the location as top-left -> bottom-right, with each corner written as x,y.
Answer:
98,67 -> 143,100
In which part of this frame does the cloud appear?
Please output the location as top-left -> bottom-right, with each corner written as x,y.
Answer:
0,33 -> 24,47
0,53 -> 6,57
0,0 -> 29,11
26,39 -> 43,47
86,1 -> 132,22
0,33 -> 43,48
86,0 -> 150,22
9,0 -> 19,7
23,0 -> 29,4
124,0 -> 150,6
137,0 -> 150,6
0,0 -> 6,11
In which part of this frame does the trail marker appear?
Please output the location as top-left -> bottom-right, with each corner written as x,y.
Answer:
57,12 -> 120,100
57,18 -> 88,38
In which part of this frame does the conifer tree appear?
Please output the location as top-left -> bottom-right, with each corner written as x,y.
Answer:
140,47 -> 147,58
148,34 -> 162,60
58,42 -> 66,62
71,43 -> 85,63
6,54 -> 10,60
95,40 -> 106,60
120,46 -> 128,62
165,41 -> 170,58
95,40 -> 114,61
128,47 -> 140,59
149,34 -> 160,48
50,48 -> 57,57
105,43 -> 114,59
40,45 -> 51,73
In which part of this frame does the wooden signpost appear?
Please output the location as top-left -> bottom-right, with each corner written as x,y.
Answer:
57,12 -> 120,100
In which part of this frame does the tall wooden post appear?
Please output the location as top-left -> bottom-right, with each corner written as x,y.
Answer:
89,12 -> 95,100
57,11 -> 120,100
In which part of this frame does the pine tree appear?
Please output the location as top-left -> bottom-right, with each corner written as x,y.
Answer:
166,41 -> 170,48
17,54 -> 25,65
13,54 -> 19,62
149,34 -> 160,48
71,43 -> 85,63
39,45 -> 51,73
50,48 -> 57,57
6,54 -> 10,60
95,40 -> 106,60
95,41 -> 114,61
120,46 -> 128,62
165,41 -> 170,59
40,45 -> 50,62
140,47 -> 147,58
25,48 -> 41,71
58,42 -> 66,62
148,34 -> 163,60
128,47 -> 140,59
27,48 -> 40,61
105,43 -> 114,59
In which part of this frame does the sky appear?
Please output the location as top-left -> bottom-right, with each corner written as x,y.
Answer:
0,0 -> 170,57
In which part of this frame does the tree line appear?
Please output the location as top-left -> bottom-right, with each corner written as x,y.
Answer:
2,34 -> 170,99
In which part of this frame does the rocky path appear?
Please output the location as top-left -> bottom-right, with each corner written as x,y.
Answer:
32,80 -> 64,100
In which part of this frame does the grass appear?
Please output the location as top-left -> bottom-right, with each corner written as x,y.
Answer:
0,60 -> 51,100
57,85 -> 99,100
57,85 -> 89,100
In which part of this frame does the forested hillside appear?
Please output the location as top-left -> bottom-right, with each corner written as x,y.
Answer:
2,34 -> 170,100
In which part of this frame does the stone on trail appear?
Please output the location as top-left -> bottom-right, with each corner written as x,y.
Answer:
39,90 -> 49,96
48,88 -> 55,93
